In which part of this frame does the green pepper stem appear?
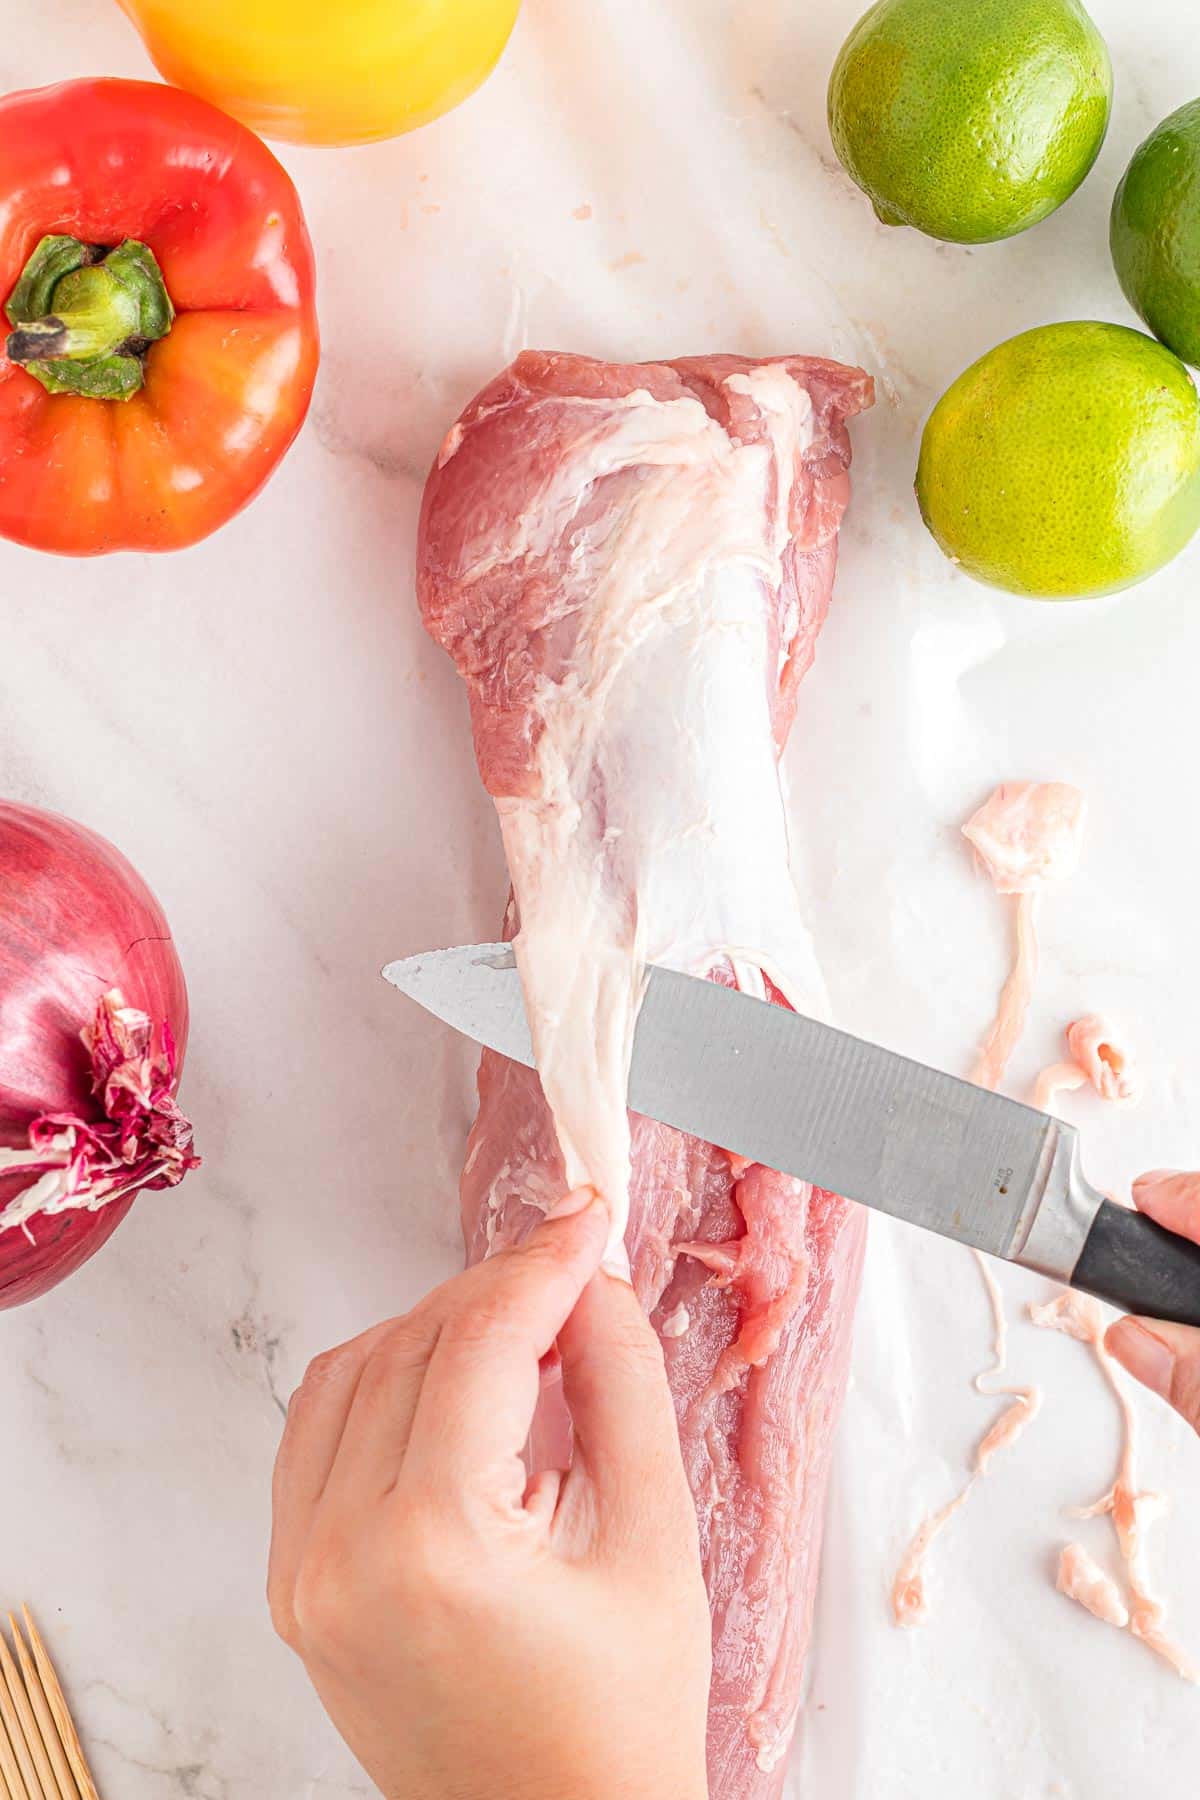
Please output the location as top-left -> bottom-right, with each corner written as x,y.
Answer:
6,318 -> 72,362
4,235 -> 174,402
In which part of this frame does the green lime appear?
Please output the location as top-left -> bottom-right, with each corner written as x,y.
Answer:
828,0 -> 1112,244
916,322 -> 1200,598
1112,100 -> 1200,368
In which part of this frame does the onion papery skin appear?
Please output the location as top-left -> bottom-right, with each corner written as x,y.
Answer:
0,802 -> 193,1308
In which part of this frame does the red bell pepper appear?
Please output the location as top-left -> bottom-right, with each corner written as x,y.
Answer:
0,78 -> 319,555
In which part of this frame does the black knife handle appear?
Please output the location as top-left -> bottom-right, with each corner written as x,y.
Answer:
1072,1199 -> 1200,1327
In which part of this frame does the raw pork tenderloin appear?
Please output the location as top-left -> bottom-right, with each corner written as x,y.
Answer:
418,350 -> 873,1796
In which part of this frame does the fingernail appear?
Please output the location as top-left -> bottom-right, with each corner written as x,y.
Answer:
1107,1319 -> 1175,1399
550,1185 -> 600,1219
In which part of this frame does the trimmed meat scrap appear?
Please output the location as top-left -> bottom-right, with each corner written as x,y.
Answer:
418,349 -> 873,1795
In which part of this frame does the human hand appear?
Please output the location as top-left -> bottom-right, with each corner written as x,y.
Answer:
268,1190 -> 711,1800
1106,1171 -> 1200,1434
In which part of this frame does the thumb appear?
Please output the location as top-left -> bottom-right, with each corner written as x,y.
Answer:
555,1272 -> 697,1554
1106,1316 -> 1200,1437
1131,1170 -> 1200,1242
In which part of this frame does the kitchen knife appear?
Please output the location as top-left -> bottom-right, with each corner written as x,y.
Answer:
383,943 -> 1200,1327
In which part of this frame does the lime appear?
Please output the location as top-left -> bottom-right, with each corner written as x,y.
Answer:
1112,100 -> 1200,368
916,322 -> 1200,598
828,0 -> 1112,244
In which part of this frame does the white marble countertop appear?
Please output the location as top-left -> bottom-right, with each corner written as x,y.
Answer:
3,0 -> 1200,1794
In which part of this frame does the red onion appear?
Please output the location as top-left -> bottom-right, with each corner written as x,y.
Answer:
0,803 -> 198,1308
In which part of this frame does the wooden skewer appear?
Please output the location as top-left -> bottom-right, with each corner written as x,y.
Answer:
0,1634 -> 48,1800
7,1621 -> 77,1800
18,1616 -> 98,1800
0,1695 -> 30,1800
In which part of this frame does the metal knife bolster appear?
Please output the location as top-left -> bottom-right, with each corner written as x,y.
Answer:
1009,1122 -> 1106,1283
1013,1130 -> 1200,1328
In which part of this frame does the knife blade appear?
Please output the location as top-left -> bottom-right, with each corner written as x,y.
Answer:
383,943 -> 1200,1326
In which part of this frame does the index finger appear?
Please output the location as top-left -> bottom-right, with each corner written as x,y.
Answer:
400,1191 -> 610,1497
268,1316 -> 401,1638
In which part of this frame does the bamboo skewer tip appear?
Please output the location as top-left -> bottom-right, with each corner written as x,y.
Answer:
0,1611 -> 95,1800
